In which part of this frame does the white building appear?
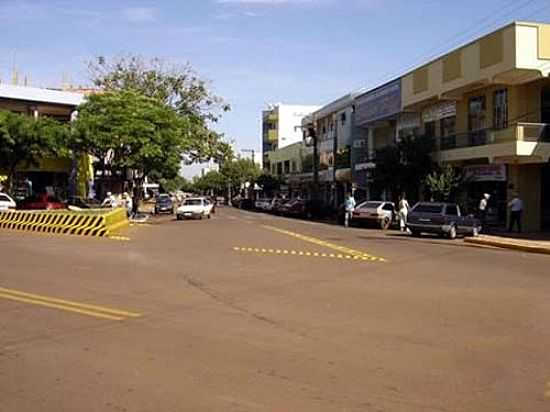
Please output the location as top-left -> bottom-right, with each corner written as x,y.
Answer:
262,104 -> 320,165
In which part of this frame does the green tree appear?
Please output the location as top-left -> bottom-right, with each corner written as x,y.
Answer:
424,164 -> 464,202
221,158 -> 261,190
193,170 -> 227,194
88,55 -> 231,163
73,90 -> 186,208
256,173 -> 283,196
374,135 -> 435,202
0,111 -> 68,193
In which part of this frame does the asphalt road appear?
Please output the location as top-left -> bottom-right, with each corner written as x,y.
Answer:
1,207 -> 550,412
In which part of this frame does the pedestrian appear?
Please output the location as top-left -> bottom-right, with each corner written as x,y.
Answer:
398,194 -> 411,232
101,192 -> 115,208
508,193 -> 523,233
344,192 -> 356,228
478,193 -> 490,230
123,192 -> 133,217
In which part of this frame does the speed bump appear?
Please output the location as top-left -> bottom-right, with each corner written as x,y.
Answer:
0,208 -> 128,238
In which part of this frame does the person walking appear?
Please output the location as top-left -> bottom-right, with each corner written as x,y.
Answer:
508,193 -> 523,233
398,194 -> 410,232
478,193 -> 490,230
344,192 -> 356,228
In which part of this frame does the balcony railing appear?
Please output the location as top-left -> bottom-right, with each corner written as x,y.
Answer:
439,123 -> 550,151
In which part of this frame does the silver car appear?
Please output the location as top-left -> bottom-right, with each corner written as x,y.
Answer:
352,201 -> 396,229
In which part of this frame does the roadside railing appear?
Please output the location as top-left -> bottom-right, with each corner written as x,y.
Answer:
438,123 -> 550,151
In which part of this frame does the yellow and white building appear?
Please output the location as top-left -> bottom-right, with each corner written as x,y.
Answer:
400,21 -> 550,231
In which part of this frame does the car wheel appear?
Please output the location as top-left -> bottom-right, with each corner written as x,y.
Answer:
176,215 -> 182,221
380,216 -> 391,230
207,213 -> 211,219
448,225 -> 457,240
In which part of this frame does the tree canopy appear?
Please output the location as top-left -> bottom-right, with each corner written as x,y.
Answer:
0,111 -> 67,191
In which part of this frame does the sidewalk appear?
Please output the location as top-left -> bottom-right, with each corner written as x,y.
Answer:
465,232 -> 550,255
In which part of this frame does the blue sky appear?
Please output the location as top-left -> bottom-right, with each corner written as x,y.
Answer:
2,0 -> 550,175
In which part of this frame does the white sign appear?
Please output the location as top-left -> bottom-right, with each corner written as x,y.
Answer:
355,162 -> 376,171
422,101 -> 456,123
464,164 -> 507,182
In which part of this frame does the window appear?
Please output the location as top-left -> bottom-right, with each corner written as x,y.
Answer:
291,161 -> 297,173
493,89 -> 508,129
446,205 -> 458,216
440,116 -> 456,137
277,162 -> 283,176
424,121 -> 436,138
340,112 -> 347,124
283,160 -> 290,174
0,195 -> 11,202
412,203 -> 443,214
382,203 -> 394,211
468,96 -> 486,131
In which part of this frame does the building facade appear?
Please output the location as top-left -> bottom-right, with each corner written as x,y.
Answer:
401,21 -> 550,231
262,104 -> 320,173
0,84 -> 89,199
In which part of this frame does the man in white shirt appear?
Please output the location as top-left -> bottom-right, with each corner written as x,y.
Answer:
508,194 -> 523,233
478,193 -> 490,229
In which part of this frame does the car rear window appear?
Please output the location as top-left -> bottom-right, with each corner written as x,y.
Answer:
184,199 -> 202,206
412,204 -> 443,214
0,195 -> 11,202
359,202 -> 383,209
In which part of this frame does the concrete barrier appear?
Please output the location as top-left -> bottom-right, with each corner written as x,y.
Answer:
0,208 -> 129,238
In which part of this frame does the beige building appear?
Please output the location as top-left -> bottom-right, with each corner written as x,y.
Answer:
401,21 -> 550,231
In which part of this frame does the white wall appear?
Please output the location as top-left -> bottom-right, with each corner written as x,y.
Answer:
277,105 -> 320,149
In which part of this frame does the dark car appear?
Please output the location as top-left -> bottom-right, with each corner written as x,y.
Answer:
18,194 -> 66,210
407,202 -> 481,239
278,198 -> 307,217
155,194 -> 174,214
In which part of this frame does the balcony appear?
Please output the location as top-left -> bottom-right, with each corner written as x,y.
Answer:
436,123 -> 550,163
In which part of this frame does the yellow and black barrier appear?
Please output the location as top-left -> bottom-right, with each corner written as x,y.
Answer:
0,208 -> 129,238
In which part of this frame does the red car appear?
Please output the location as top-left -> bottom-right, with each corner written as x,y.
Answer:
18,194 -> 66,210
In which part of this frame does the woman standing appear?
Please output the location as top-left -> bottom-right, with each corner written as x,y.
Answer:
398,194 -> 410,232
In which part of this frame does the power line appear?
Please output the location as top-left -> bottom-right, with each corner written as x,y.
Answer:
357,0 -> 544,92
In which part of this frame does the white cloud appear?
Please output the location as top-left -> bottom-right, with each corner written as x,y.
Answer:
122,7 -> 157,23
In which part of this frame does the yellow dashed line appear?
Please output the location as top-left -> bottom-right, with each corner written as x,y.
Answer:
233,247 -> 380,262
262,225 -> 387,262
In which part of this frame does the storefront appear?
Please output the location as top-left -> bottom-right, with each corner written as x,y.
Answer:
461,164 -> 508,227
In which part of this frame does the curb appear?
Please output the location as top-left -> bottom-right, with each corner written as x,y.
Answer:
464,237 -> 550,256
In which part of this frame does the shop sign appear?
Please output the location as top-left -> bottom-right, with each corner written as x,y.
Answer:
464,164 -> 507,182
355,79 -> 401,126
355,162 -> 376,171
422,101 -> 456,123
397,112 -> 421,131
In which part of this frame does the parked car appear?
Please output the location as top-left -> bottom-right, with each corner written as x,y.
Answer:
176,197 -> 213,220
155,194 -> 174,214
271,198 -> 291,215
17,194 -> 66,210
237,198 -> 255,210
352,201 -> 396,229
407,202 -> 481,239
0,192 -> 17,211
278,198 -> 307,217
254,198 -> 272,211
66,196 -> 102,210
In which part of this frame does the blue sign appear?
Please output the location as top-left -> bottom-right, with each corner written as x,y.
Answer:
355,79 -> 401,126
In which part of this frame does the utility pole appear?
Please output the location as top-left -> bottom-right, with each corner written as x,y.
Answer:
241,149 -> 256,165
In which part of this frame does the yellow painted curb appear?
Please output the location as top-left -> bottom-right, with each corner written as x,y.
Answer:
464,237 -> 550,256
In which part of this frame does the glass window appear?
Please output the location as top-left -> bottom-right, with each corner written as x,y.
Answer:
468,96 -> 486,131
358,201 -> 383,209
446,205 -> 458,216
283,160 -> 290,174
0,195 -> 11,202
493,89 -> 508,129
382,203 -> 394,211
412,203 -> 444,214
440,116 -> 456,137
424,121 -> 436,138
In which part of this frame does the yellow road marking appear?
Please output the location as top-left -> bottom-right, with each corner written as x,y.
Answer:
0,293 -> 125,321
233,247 -> 379,262
262,225 -> 387,262
0,287 -> 141,319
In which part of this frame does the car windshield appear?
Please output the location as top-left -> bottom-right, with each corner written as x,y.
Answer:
413,204 -> 444,214
184,199 -> 202,206
358,201 -> 383,209
0,195 -> 11,202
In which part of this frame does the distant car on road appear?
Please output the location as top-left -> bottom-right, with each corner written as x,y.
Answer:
254,198 -> 271,211
0,192 -> 17,211
278,198 -> 307,218
352,201 -> 396,229
155,194 -> 174,215
176,197 -> 213,220
407,202 -> 481,239
17,194 -> 66,210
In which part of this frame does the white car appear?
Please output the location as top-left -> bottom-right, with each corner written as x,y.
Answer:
176,197 -> 213,220
352,201 -> 396,229
0,192 -> 16,211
